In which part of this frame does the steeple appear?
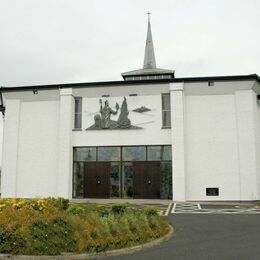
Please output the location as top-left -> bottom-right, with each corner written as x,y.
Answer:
121,14 -> 174,81
143,13 -> 156,69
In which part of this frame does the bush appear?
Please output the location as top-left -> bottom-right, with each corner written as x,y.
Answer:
29,218 -> 76,255
95,205 -> 109,217
0,225 -> 27,254
0,197 -> 69,212
67,204 -> 86,215
48,197 -> 69,210
0,199 -> 169,255
111,203 -> 128,215
142,206 -> 158,216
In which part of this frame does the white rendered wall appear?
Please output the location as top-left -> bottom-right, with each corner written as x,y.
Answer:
185,94 -> 241,201
72,90 -> 171,147
57,88 -> 74,199
235,90 -> 258,200
1,99 -> 21,197
1,81 -> 259,201
256,97 -> 260,199
170,83 -> 186,201
16,101 -> 59,197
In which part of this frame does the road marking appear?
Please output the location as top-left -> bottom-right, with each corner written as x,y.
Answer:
171,203 -> 260,214
165,203 -> 172,216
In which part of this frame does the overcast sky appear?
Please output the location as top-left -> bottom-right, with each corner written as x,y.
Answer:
0,0 -> 259,162
0,0 -> 260,87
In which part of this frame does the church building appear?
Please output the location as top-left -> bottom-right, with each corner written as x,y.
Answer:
1,17 -> 260,201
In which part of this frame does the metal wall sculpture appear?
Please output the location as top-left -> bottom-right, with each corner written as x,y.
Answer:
133,106 -> 151,113
86,97 -> 141,130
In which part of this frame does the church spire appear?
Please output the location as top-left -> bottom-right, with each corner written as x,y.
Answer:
121,13 -> 175,81
143,12 -> 156,69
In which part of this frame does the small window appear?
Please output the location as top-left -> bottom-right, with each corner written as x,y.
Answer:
162,93 -> 171,127
74,147 -> 96,161
74,97 -> 82,129
206,188 -> 219,196
122,146 -> 146,161
208,81 -> 214,86
97,147 -> 120,161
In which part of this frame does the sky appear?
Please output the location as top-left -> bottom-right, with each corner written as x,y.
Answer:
0,0 -> 260,162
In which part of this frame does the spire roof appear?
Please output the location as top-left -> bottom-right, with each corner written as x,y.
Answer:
143,14 -> 156,69
121,14 -> 174,81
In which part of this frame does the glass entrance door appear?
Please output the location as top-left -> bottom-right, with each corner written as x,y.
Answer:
122,162 -> 133,198
73,145 -> 172,199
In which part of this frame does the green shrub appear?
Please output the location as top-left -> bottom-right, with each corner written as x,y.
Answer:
142,206 -> 158,216
0,199 -> 169,255
96,205 -> 110,217
0,225 -> 27,254
29,218 -> 76,255
111,203 -> 128,215
48,197 -> 69,210
67,204 -> 86,215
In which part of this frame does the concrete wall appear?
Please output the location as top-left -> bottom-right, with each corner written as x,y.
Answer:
184,87 -> 259,201
256,92 -> 260,199
235,90 -> 258,200
1,99 -> 21,197
1,83 -> 172,199
72,94 -> 171,147
185,94 -> 240,200
16,101 -> 59,197
1,80 -> 259,201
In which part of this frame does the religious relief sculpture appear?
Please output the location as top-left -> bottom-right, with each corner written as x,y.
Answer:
86,97 -> 141,130
133,106 -> 151,113
99,99 -> 119,129
117,97 -> 131,128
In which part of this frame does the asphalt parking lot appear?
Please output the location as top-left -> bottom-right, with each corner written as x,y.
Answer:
106,212 -> 260,260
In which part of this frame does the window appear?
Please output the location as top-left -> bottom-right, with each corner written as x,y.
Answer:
97,147 -> 120,161
208,81 -> 214,86
147,145 -> 172,161
74,97 -> 82,129
74,147 -> 96,161
122,146 -> 146,161
162,93 -> 171,127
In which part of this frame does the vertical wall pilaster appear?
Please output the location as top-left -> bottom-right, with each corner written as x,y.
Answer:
57,88 -> 74,199
1,99 -> 21,197
235,90 -> 258,200
170,82 -> 186,201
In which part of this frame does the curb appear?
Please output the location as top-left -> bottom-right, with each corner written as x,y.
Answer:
0,224 -> 174,260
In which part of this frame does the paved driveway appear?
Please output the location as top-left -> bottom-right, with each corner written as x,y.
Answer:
106,214 -> 260,260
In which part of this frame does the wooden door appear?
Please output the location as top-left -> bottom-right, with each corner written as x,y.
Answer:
133,162 -> 161,199
133,162 -> 146,199
84,162 -> 110,198
146,162 -> 161,199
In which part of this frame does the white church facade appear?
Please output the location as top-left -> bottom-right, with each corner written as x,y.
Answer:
1,19 -> 260,201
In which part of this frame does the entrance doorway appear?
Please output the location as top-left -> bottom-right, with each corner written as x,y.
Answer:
73,145 -> 172,199
133,161 -> 161,199
84,162 -> 110,198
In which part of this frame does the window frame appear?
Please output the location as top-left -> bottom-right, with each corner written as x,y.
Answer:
161,93 -> 171,128
74,97 -> 82,130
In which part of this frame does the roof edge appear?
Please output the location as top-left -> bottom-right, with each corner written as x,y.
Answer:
1,74 -> 259,92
